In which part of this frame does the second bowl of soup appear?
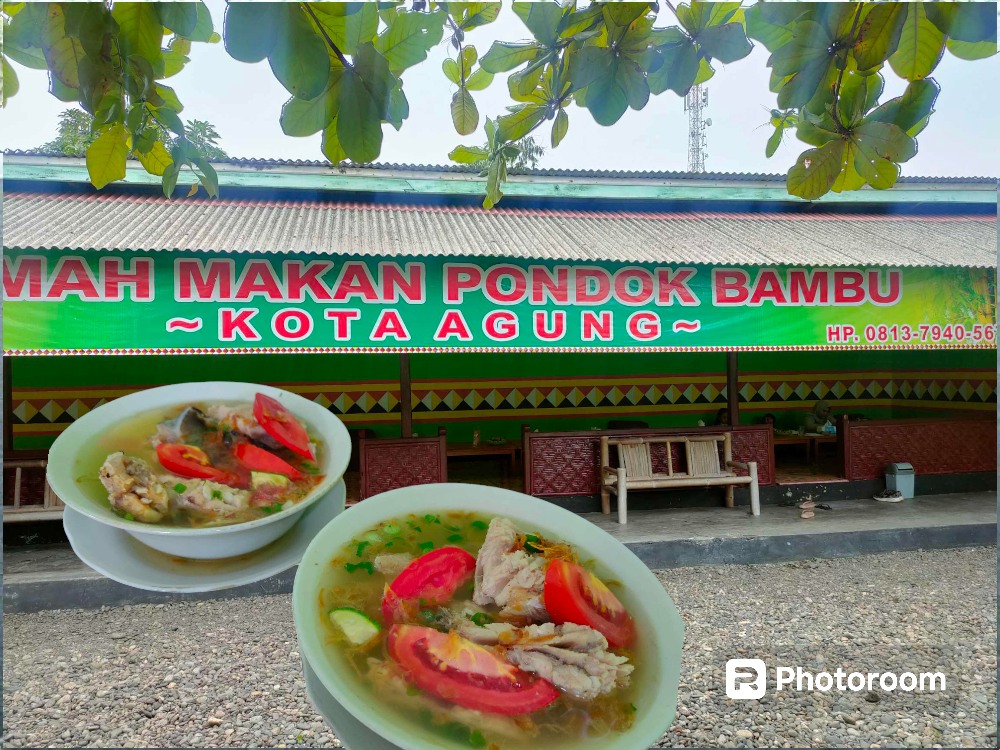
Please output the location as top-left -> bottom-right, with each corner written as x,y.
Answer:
293,483 -> 683,750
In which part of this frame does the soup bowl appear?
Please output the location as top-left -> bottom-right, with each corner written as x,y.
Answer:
293,483 -> 684,750
47,381 -> 351,559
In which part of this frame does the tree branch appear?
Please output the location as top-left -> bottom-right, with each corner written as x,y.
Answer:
831,5 -> 864,129
302,3 -> 351,68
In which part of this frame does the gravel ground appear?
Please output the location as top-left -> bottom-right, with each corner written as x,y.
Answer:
3,547 -> 996,749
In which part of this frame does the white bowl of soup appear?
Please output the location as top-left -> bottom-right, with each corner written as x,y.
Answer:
293,483 -> 683,750
47,381 -> 351,559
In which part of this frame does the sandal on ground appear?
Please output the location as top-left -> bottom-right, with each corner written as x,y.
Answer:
873,489 -> 903,503
800,510 -> 815,519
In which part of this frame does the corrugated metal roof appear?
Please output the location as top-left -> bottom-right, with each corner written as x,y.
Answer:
3,191 -> 996,267
5,150 -> 998,184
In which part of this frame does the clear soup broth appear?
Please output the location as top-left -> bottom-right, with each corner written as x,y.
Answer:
79,400 -> 324,527
319,512 -> 643,750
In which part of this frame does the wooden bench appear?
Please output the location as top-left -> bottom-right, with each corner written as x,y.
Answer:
600,433 -> 760,524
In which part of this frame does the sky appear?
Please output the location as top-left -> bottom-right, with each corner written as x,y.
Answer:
3,0 -> 999,177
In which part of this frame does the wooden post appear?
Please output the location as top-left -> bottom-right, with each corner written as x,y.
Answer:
399,353 -> 412,438
726,351 -> 740,427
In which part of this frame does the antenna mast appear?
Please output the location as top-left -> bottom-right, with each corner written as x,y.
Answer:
684,85 -> 710,172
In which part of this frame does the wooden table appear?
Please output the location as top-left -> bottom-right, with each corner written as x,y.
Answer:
773,435 -> 812,462
774,434 -> 837,463
447,442 -> 521,474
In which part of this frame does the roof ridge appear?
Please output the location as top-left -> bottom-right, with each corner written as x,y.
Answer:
5,150 -> 998,184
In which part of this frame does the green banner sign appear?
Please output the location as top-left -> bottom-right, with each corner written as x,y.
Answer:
3,250 -> 996,353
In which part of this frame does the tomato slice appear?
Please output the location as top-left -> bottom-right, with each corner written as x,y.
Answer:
381,546 -> 476,623
233,443 -> 304,480
253,394 -> 314,459
543,559 -> 637,648
388,625 -> 559,715
156,443 -> 235,484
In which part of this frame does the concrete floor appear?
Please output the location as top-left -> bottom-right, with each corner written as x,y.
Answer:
4,491 -> 996,613
586,491 -> 997,543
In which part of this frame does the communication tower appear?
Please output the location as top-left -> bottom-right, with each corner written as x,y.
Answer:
684,85 -> 711,172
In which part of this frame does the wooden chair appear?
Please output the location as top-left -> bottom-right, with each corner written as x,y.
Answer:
358,428 -> 448,500
600,433 -> 760,524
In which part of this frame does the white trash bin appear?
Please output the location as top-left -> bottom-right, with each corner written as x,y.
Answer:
885,462 -> 915,499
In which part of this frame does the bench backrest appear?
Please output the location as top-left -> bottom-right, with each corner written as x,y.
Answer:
602,433 -> 732,480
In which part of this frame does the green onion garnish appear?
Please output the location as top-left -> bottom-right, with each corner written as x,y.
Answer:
418,541 -> 434,553
470,520 -> 488,530
173,483 -> 186,493
447,533 -> 464,543
344,562 -> 374,575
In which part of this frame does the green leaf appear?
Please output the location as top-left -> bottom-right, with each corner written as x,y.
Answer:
854,120 -> 916,163
889,4 -> 945,81
76,6 -> 117,62
765,124 -> 783,158
188,2 -> 216,43
42,5 -> 86,89
157,2 -> 198,37
835,70 -> 874,128
449,144 -> 489,164
279,68 -> 345,137
443,58 -> 461,84
559,5 -> 604,38
923,3 -> 997,44
112,2 -> 163,66
336,44 -> 391,162
496,103 -> 546,142
162,160 -> 180,198
745,4 -> 794,52
153,83 -> 183,113
162,36 -> 192,78
786,139 -> 847,200
135,140 -> 173,176
483,155 -> 507,209
830,141 -> 866,193
696,22 -> 752,64
796,114 -> 841,147
93,93 -> 124,126
480,42 -> 540,74
387,84 -> 409,130
866,79 -> 939,137
647,37 -> 700,96
269,5 -> 330,100
192,157 -> 219,198
449,2 -> 501,31
551,107 -> 568,147
852,3 -> 905,70
152,106 -> 184,135
507,61 -> 545,101
224,2 -> 279,62
513,2 -> 564,46
48,76 -> 78,102
310,3 -> 380,56
4,41 -> 48,70
603,2 -> 649,35
461,45 -> 478,76
86,123 -> 130,189
852,137 -> 898,190
376,8 -> 447,73
945,39 -> 997,62
465,68 -> 493,92
451,87 -> 479,135
322,117 -> 348,163
693,57 -> 715,85
2,57 -> 19,106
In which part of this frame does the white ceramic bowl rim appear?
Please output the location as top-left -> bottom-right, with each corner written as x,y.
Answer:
46,381 -> 351,537
292,483 -> 683,750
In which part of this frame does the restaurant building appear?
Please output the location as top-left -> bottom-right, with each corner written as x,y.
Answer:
3,153 -> 996,519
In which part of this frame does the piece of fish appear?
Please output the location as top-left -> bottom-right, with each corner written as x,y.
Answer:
473,517 -> 549,621
205,404 -> 282,449
373,553 -> 414,579
168,479 -> 251,518
153,406 -> 211,447
99,452 -> 171,523
457,621 -> 633,701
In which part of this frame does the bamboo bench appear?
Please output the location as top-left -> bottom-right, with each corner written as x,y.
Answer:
599,433 -> 760,524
